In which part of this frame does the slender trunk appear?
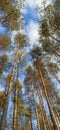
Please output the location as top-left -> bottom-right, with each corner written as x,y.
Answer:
34,70 -> 51,130
30,108 -> 33,130
0,12 -> 13,22
32,89 -> 41,130
49,33 -> 60,43
47,43 -> 60,57
1,50 -> 18,130
49,20 -> 60,31
36,60 -> 60,130
13,61 -> 20,130
28,94 -> 33,130
13,82 -> 18,130
53,107 -> 60,123
51,94 -> 60,122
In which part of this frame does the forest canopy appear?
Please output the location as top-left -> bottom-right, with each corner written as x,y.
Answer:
0,0 -> 60,130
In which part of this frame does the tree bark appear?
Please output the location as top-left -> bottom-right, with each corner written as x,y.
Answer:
28,93 -> 33,130
13,83 -> 18,130
32,88 -> 41,130
47,43 -> 60,57
49,33 -> 60,43
1,50 -> 18,130
0,12 -> 13,22
34,70 -> 51,130
36,60 -> 60,130
13,62 -> 20,130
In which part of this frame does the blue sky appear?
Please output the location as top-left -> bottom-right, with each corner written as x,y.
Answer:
23,6 -> 38,25
22,0 -> 51,49
0,23 -> 6,34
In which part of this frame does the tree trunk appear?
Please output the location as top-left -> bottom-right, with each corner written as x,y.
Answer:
49,20 -> 60,31
13,60 -> 20,130
49,33 -> 60,43
30,108 -> 33,130
13,82 -> 18,130
0,12 -> 13,22
32,88 -> 41,130
47,43 -> 60,57
28,93 -> 33,130
34,70 -> 51,130
1,50 -> 18,130
36,60 -> 60,130
51,94 -> 60,123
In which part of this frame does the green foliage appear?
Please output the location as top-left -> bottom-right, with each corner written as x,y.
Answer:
42,39 -> 50,51
31,47 -> 42,57
0,0 -> 20,30
41,19 -> 49,37
1,54 -> 8,62
15,80 -> 22,90
0,54 -> 8,73
15,33 -> 27,48
0,0 -> 10,10
47,62 -> 59,72
0,0 -> 60,130
5,74 -> 12,86
20,120 -> 30,130
54,0 -> 60,10
0,35 -> 11,50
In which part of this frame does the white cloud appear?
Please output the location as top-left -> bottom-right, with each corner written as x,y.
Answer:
25,0 -> 51,7
25,0 -> 35,7
11,31 -> 18,43
25,20 -> 39,48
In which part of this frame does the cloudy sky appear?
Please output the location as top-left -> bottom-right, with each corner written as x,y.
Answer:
22,0 -> 51,48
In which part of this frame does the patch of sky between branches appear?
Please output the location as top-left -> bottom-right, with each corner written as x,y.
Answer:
0,23 -> 7,34
23,6 -> 38,26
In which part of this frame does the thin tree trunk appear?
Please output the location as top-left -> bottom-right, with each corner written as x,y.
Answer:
13,82 -> 18,130
47,43 -> 60,57
28,93 -> 33,130
32,88 -> 41,130
0,12 -> 13,22
1,50 -> 18,130
13,60 -> 20,130
49,33 -> 60,43
34,70 -> 51,130
51,94 -> 60,123
49,20 -> 60,31
29,107 -> 33,130
36,60 -> 60,130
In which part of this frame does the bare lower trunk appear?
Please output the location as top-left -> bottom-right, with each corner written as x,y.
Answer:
32,89 -> 41,130
1,50 -> 18,130
13,61 -> 20,130
28,94 -> 33,130
51,94 -> 60,123
36,61 -> 60,130
30,108 -> 33,130
34,70 -> 51,130
13,83 -> 18,130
